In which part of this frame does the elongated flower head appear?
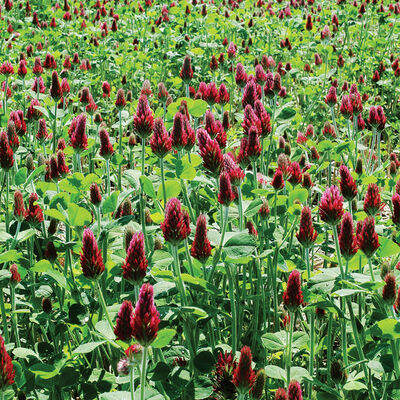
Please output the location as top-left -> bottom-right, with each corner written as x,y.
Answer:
13,190 -> 25,221
288,162 -> 302,186
191,214 -> 212,264
80,228 -> 105,279
247,126 -> 262,161
233,346 -> 255,394
218,172 -> 235,205
57,150 -> 69,177
258,198 -> 270,220
249,369 -> 266,399
288,381 -> 303,400
131,283 -> 160,346
90,182 -> 102,206
199,134 -> 223,176
70,113 -> 88,153
393,193 -> 400,226
99,128 -> 114,159
161,198 -> 191,245
150,118 -> 172,158
212,351 -> 237,399
319,185 -> 344,225
0,131 -> 14,171
275,388 -> 288,400
50,70 -> 62,100
235,63 -> 248,88
180,55 -> 193,83
339,165 -> 357,201
171,112 -> 187,150
339,213 -> 358,260
25,192 -> 43,226
382,273 -> 396,304
272,168 -> 285,191
10,264 -> 21,285
7,121 -> 19,152
115,88 -> 127,109
114,300 -> 134,341
254,100 -> 271,137
363,183 -> 381,216
340,95 -> 353,119
357,216 -> 379,259
134,94 -> 154,138
0,335 -> 15,389
296,206 -> 317,248
123,232 -> 148,285
283,270 -> 303,311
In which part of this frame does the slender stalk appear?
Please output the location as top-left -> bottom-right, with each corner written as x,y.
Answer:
368,258 -> 375,281
53,102 -> 57,153
5,172 -> 9,233
96,280 -> 113,331
140,346 -> 148,400
327,312 -> 333,384
286,311 -> 294,384
160,158 -> 167,207
208,205 -> 229,281
118,110 -> 123,190
0,288 -> 9,342
237,185 -> 243,231
367,127 -> 377,173
226,263 -> 237,352
106,159 -> 111,196
130,363 -> 136,400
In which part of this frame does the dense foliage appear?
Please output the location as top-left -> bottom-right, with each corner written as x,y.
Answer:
0,0 -> 400,399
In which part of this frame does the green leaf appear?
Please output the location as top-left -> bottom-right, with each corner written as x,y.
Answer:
45,209 -> 67,223
157,180 -> 181,201
176,159 -> 197,180
140,176 -> 156,198
100,392 -> 132,400
68,204 -> 91,226
31,260 -> 52,273
371,318 -> 400,340
194,350 -> 215,373
43,269 -> 66,289
15,167 -> 27,185
73,341 -> 106,354
289,188 -> 308,206
152,329 -> 176,348
0,250 -> 21,264
103,191 -> 119,214
377,237 -> 400,257
264,365 -> 286,381
277,107 -> 296,121
244,198 -> 263,218
30,363 -> 59,379
188,99 -> 208,118
13,347 -> 40,360
223,233 -> 256,262
95,320 -> 116,340
25,165 -> 46,186
343,380 -> 368,391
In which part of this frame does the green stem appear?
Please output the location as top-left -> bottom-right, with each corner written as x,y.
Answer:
347,298 -> 376,400
5,172 -> 9,233
332,225 -> 345,279
368,258 -> 375,281
226,263 -> 237,352
160,158 -> 167,207
208,205 -> 229,281
327,312 -> 333,384
106,159 -> 111,196
53,102 -> 57,153
287,311 -> 294,384
96,280 -> 113,331
0,288 -> 9,342
237,185 -> 243,231
140,346 -> 148,400
130,363 -> 136,400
